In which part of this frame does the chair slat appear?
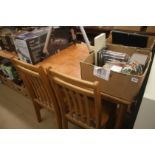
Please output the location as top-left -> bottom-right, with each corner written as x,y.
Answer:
37,78 -> 49,106
75,93 -> 85,121
83,95 -> 90,126
29,76 -> 42,102
69,90 -> 79,115
63,87 -> 73,115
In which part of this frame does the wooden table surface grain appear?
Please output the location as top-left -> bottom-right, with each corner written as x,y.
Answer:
39,43 -> 89,78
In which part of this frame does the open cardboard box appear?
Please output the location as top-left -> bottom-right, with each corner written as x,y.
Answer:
113,26 -> 142,32
80,44 -> 152,102
107,31 -> 155,51
146,26 -> 155,33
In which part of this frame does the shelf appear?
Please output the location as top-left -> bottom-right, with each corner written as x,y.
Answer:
0,50 -> 17,60
0,50 -> 30,98
0,75 -> 30,98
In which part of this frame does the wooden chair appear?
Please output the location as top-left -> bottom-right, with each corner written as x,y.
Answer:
47,68 -> 115,129
11,58 -> 62,128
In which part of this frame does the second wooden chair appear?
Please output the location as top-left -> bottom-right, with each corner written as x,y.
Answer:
11,58 -> 62,128
47,68 -> 114,129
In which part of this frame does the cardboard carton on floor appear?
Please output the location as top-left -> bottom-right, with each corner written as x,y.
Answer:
80,44 -> 152,102
107,31 -> 155,51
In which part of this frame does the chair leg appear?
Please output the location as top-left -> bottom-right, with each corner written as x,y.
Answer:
54,105 -> 63,129
55,112 -> 63,129
33,101 -> 42,122
62,119 -> 68,129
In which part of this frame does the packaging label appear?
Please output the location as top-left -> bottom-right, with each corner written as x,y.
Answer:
93,66 -> 110,80
131,77 -> 139,83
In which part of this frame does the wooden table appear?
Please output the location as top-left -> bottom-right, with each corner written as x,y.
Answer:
39,43 -> 132,128
39,43 -> 89,78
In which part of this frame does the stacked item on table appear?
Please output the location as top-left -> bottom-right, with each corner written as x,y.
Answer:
111,30 -> 148,48
97,49 -> 148,76
48,27 -> 76,55
97,49 -> 129,77
14,27 -> 49,64
0,28 -> 16,52
0,28 -> 28,52
0,27 -> 49,64
121,53 -> 148,75
97,49 -> 129,67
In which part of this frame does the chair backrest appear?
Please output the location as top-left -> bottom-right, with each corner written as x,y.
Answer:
47,68 -> 102,128
11,58 -> 57,111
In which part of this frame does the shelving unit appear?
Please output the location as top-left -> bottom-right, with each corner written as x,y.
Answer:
0,50 -> 17,59
0,50 -> 30,98
0,74 -> 29,97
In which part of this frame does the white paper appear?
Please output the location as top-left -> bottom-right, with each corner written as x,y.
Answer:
131,77 -> 139,83
111,65 -> 122,73
93,66 -> 110,80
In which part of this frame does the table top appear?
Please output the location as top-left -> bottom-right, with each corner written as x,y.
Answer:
39,43 -> 131,105
39,43 -> 89,78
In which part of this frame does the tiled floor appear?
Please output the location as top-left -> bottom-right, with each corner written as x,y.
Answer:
0,84 -> 77,129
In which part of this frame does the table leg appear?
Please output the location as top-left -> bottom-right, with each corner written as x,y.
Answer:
115,104 -> 128,129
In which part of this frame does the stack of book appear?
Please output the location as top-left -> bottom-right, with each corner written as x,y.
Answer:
97,49 -> 129,67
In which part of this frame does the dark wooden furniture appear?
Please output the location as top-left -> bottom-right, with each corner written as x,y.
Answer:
11,58 -> 62,128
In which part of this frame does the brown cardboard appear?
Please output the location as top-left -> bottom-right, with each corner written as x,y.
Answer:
80,44 -> 152,102
146,26 -> 155,33
113,26 -> 141,32
107,32 -> 155,51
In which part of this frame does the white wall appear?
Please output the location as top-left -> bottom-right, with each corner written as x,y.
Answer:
134,56 -> 155,128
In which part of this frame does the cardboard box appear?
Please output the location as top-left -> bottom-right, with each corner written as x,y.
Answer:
80,44 -> 152,102
113,26 -> 141,32
0,29 -> 28,52
146,26 -> 155,33
0,30 -> 16,52
107,31 -> 155,51
14,28 -> 48,64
